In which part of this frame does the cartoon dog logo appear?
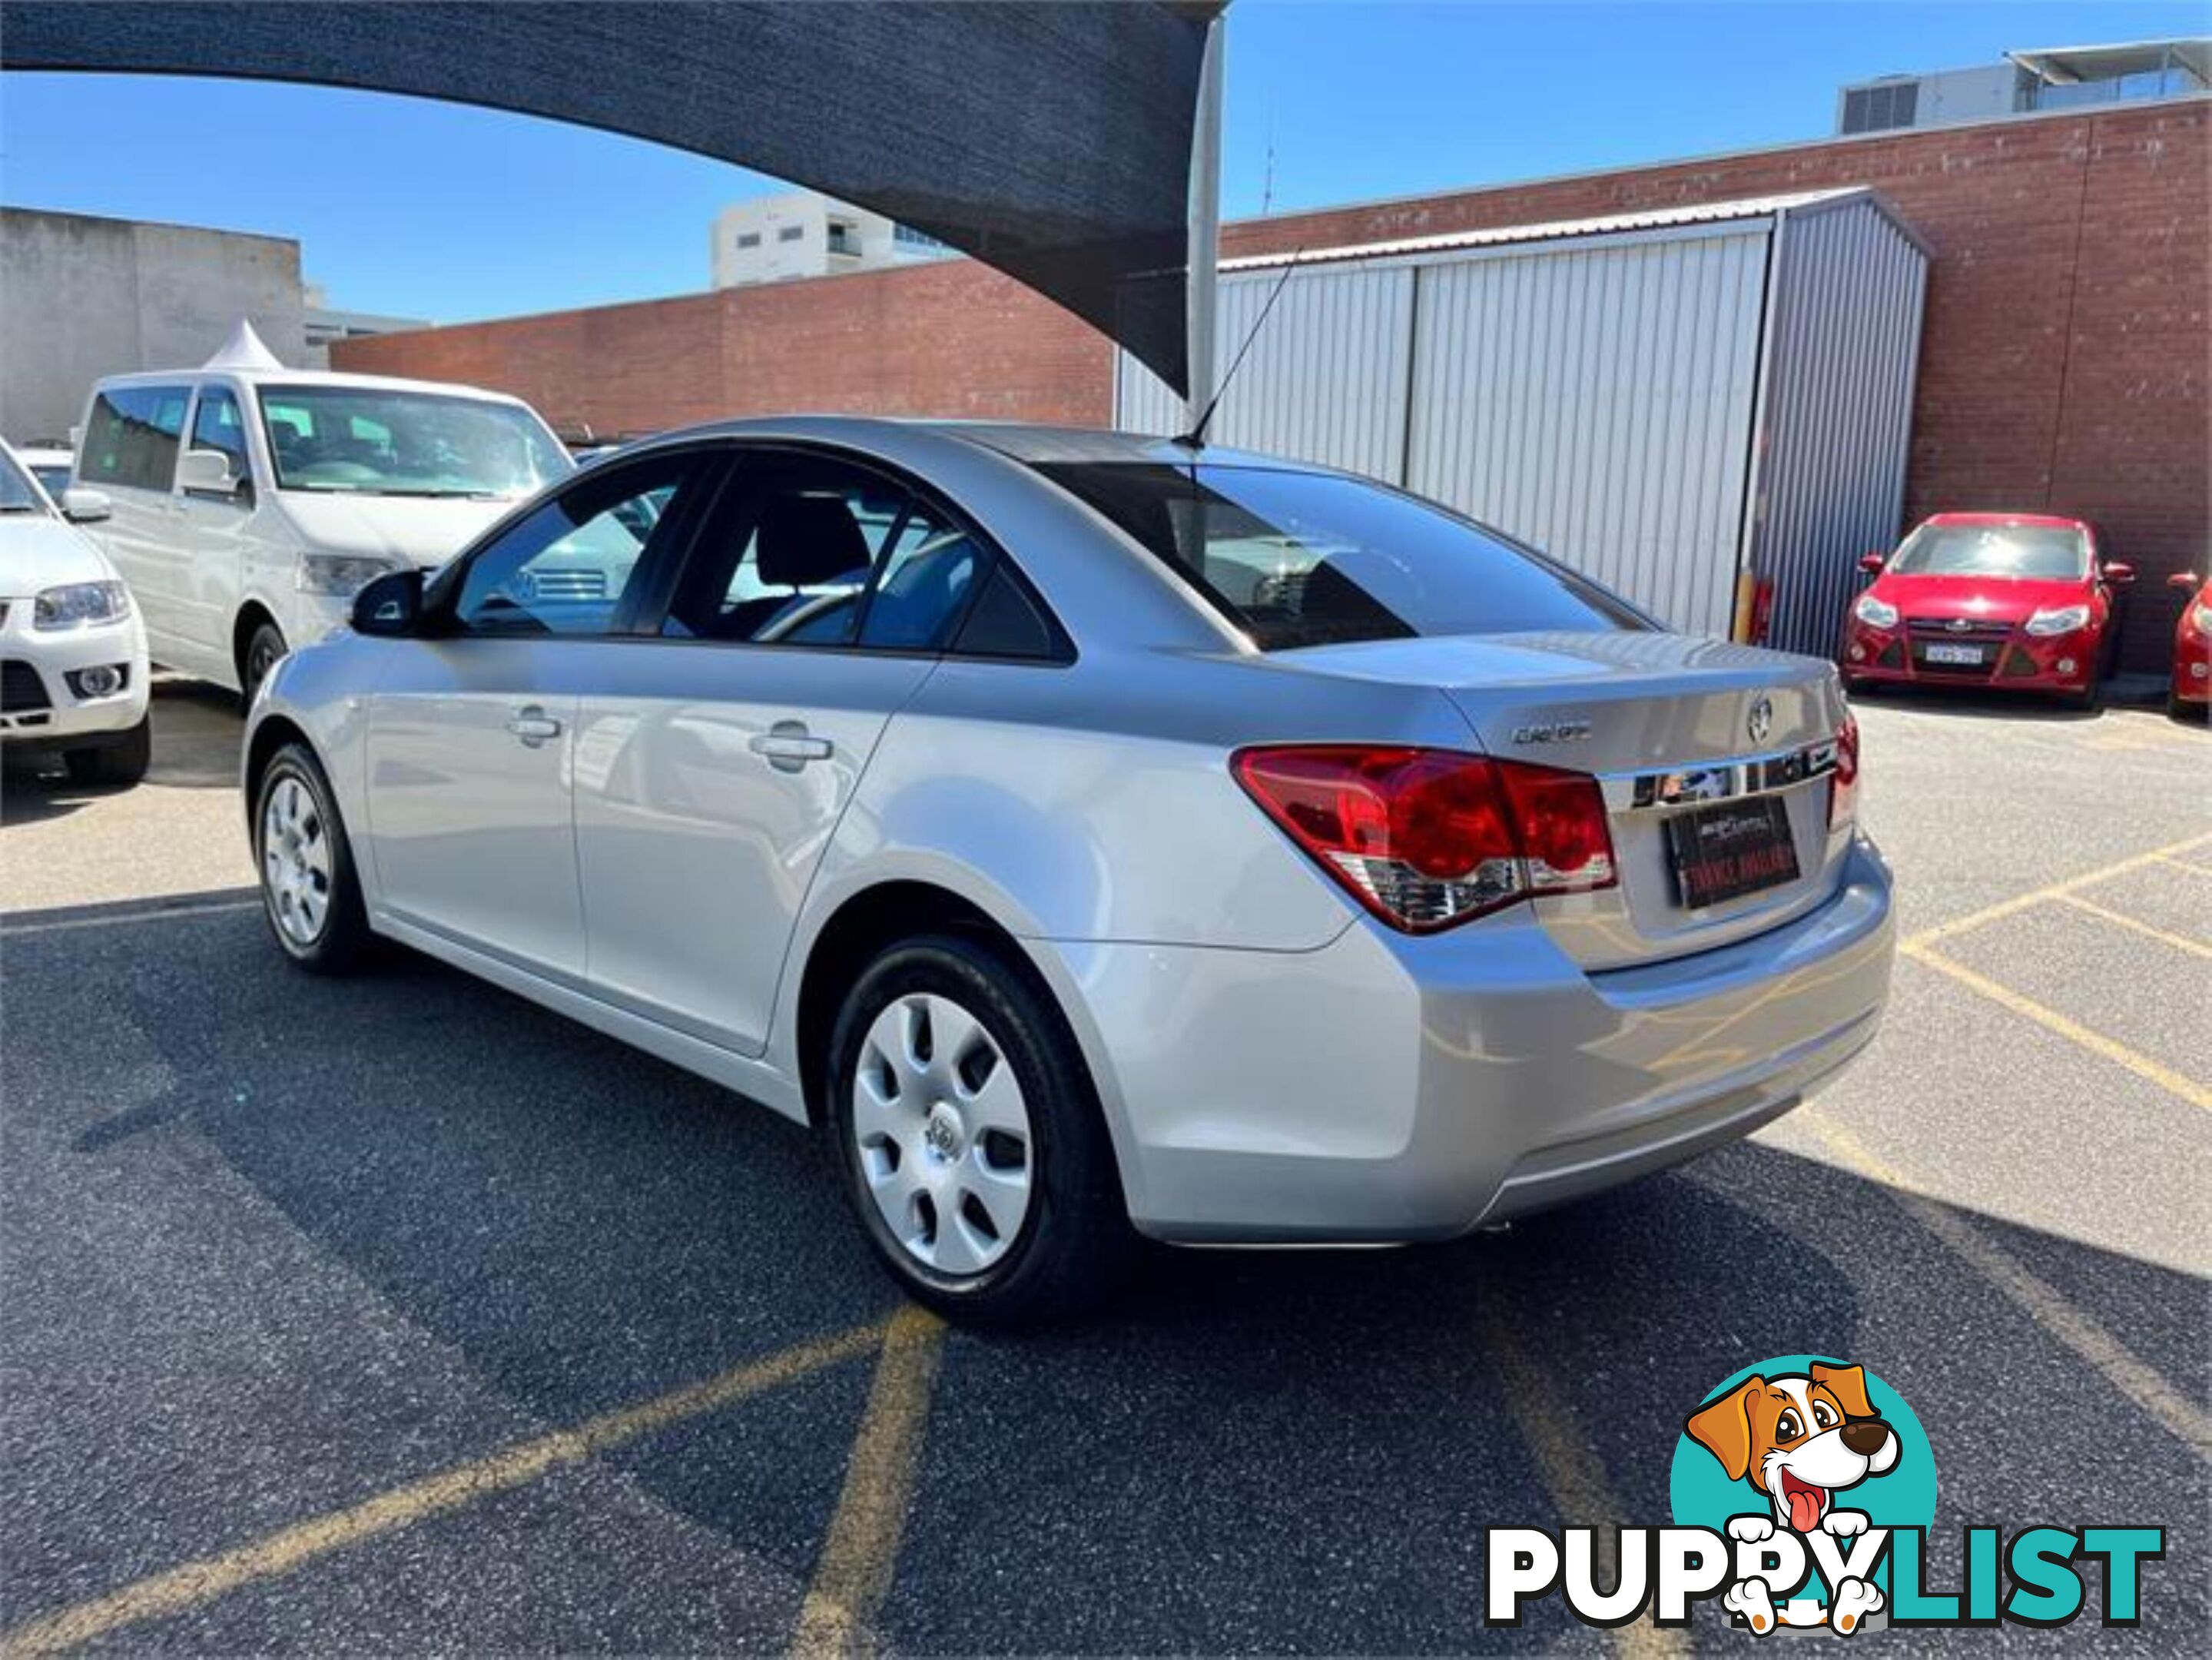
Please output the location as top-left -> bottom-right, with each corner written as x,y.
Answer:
1685,1363 -> 1900,1634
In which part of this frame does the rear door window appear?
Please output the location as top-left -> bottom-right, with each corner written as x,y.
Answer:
78,385 -> 193,491
1034,462 -> 1648,650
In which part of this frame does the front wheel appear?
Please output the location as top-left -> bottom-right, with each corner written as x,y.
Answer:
242,620 -> 288,704
254,742 -> 373,974
827,935 -> 1136,1325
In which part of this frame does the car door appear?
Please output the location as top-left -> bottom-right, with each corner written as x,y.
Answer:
571,447 -> 986,1056
75,383 -> 205,672
173,383 -> 260,655
364,450 -> 708,981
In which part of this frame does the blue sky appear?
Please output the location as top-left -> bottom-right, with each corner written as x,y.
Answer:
2,2 -> 2202,324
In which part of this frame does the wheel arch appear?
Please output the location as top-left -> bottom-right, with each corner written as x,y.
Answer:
233,600 -> 284,689
241,712 -> 313,829
788,876 -> 1132,1185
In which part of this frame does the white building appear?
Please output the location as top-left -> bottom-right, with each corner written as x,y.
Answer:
1836,37 -> 2209,134
710,190 -> 953,289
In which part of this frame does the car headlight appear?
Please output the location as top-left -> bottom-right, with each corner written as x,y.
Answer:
2194,604 -> 2212,636
33,579 -> 131,629
297,553 -> 400,597
1852,594 -> 1899,629
2025,603 -> 2092,636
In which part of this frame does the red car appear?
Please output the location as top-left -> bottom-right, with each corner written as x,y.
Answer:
2169,569 -> 2210,720
1842,513 -> 2131,710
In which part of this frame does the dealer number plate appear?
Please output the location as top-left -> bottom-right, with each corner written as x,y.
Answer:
1666,796 -> 1801,909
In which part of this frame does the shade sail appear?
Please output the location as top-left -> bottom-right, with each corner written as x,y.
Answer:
3,0 -> 1220,394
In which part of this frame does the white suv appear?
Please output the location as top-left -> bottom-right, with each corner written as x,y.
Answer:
76,357 -> 570,697
0,439 -> 151,785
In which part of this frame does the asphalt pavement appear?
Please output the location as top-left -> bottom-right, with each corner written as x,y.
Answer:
1,679 -> 2204,1654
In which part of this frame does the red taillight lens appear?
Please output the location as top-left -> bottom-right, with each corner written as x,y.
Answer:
1231,746 -> 1617,932
1829,714 -> 1860,828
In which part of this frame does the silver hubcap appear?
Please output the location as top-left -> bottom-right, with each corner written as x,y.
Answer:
261,775 -> 333,947
853,992 -> 1033,1277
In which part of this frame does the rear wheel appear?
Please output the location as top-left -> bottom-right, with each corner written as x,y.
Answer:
254,742 -> 373,974
63,714 -> 151,786
827,934 -> 1136,1325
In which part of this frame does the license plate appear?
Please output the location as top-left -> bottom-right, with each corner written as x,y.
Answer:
1666,796 -> 1801,909
1924,642 -> 1985,666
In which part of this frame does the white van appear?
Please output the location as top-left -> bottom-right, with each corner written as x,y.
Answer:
76,337 -> 571,696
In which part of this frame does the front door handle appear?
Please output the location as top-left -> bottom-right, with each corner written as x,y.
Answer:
506,706 -> 563,748
750,722 -> 833,772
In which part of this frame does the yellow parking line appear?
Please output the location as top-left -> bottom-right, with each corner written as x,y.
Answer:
1478,1303 -> 1687,1659
2054,892 -> 2212,960
1899,942 -> 2210,1112
1798,1112 -> 2211,1458
0,1324 -> 883,1660
791,1306 -> 947,1659
1903,830 -> 2212,951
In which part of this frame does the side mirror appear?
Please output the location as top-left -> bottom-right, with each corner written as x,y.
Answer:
2100,562 -> 2134,586
177,449 -> 243,499
2166,571 -> 2200,593
60,486 -> 111,525
1858,553 -> 1885,575
351,568 -> 425,636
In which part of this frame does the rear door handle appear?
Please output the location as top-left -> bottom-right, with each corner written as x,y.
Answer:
506,706 -> 563,747
750,722 -> 833,771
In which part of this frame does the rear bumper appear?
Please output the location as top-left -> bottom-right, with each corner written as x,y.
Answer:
1049,837 -> 1895,1243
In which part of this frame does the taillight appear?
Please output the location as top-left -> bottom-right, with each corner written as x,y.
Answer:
1829,715 -> 1860,828
1231,746 -> 1617,933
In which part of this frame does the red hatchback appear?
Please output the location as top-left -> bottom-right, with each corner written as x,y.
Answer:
1842,513 -> 2132,710
2168,569 -> 2210,720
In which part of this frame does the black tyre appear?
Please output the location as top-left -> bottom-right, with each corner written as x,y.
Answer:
2063,676 -> 2102,714
827,933 -> 1136,1325
2172,691 -> 2209,723
254,742 -> 373,974
241,619 -> 288,703
64,714 -> 151,786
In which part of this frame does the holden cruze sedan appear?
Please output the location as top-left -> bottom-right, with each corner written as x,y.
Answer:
2168,569 -> 2210,720
243,419 -> 1895,1323
1842,512 -> 2132,709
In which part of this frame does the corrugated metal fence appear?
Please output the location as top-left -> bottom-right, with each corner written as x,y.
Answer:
1119,191 -> 1928,651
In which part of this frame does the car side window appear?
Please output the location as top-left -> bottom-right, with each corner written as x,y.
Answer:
660,453 -> 985,653
661,458 -> 891,646
858,504 -> 983,652
187,388 -> 250,488
450,454 -> 696,636
78,385 -> 192,490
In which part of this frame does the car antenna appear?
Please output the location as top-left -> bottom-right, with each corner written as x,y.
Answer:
1176,251 -> 1301,451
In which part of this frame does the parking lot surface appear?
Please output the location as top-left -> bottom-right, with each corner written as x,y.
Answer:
2,682 -> 2205,1653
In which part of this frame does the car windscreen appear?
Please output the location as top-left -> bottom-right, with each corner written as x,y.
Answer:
257,385 -> 570,500
1888,523 -> 2088,580
1033,461 -> 1648,650
0,450 -> 50,516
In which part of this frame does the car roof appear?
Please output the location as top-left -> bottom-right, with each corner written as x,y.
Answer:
89,366 -> 539,407
628,414 -> 1333,475
1922,511 -> 2091,531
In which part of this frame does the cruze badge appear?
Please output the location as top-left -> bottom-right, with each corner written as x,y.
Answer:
1747,696 -> 1774,746
1511,719 -> 1592,745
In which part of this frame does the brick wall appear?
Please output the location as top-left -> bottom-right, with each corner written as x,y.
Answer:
337,101 -> 2207,671
334,258 -> 1113,439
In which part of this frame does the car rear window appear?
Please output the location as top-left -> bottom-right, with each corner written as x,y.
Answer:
1033,462 -> 1647,650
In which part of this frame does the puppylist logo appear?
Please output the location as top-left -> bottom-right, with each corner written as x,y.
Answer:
1486,1356 -> 2165,1635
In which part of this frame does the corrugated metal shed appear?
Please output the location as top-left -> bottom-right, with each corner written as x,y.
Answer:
1117,188 -> 1929,650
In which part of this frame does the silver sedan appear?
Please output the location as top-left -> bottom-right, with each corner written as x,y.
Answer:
244,418 -> 1895,1323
